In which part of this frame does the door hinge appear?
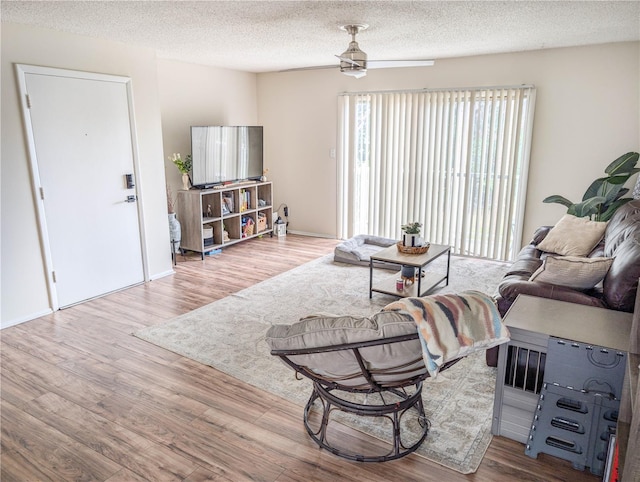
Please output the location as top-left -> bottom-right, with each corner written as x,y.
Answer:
26,94 -> 32,108
40,187 -> 45,200
52,271 -> 57,283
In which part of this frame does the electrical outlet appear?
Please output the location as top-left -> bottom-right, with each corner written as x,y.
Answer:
330,148 -> 336,159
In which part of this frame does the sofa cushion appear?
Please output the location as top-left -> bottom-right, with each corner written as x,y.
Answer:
498,275 -> 607,311
537,214 -> 607,256
529,255 -> 613,290
505,257 -> 543,277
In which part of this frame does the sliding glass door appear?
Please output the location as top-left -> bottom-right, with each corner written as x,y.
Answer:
337,86 -> 536,261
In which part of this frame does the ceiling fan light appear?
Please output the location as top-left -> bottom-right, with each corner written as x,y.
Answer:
342,69 -> 367,79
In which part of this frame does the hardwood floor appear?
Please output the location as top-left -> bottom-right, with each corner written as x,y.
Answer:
1,234 -> 599,481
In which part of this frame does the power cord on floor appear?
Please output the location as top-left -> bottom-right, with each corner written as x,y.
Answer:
275,203 -> 289,230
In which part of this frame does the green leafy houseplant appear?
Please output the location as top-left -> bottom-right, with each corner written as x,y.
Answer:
543,151 -> 639,222
401,222 -> 422,234
169,153 -> 192,174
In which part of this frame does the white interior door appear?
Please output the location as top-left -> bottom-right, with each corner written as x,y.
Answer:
19,66 -> 145,308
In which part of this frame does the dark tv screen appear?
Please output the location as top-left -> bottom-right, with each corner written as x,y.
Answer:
191,126 -> 263,187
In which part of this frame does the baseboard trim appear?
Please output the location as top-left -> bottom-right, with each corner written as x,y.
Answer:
1,308 -> 53,330
150,269 -> 175,280
286,230 -> 336,239
1,271 -> 177,329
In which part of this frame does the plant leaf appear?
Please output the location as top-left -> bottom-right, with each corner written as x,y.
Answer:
607,174 -> 635,185
570,197 -> 607,218
613,188 -> 630,201
599,198 -> 633,221
597,180 -> 625,203
605,152 -> 639,176
542,195 -> 574,208
583,177 -> 606,201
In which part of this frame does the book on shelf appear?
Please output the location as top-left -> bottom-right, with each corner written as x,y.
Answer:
239,189 -> 250,212
222,193 -> 234,215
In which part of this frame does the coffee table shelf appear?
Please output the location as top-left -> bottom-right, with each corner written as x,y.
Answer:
369,243 -> 451,298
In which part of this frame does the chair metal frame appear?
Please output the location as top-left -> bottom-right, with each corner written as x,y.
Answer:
270,333 -> 459,462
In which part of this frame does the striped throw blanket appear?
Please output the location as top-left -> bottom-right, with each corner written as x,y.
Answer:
382,290 -> 510,377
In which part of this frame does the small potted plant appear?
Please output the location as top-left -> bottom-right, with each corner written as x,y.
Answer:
169,153 -> 192,190
401,222 -> 423,247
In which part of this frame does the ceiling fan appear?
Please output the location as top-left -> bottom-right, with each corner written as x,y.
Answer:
282,24 -> 435,78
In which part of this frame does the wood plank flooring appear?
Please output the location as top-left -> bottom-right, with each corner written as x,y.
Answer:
1,234 -> 599,481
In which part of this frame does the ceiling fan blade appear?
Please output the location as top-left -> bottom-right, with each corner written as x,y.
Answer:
335,54 -> 363,68
278,65 -> 337,73
367,59 -> 435,69
280,59 -> 435,74
279,23 -> 434,76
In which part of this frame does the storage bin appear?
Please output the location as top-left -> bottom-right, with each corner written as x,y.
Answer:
203,225 -> 214,246
258,214 -> 267,232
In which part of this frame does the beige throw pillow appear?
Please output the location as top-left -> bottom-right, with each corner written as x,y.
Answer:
529,255 -> 613,290
537,214 -> 607,256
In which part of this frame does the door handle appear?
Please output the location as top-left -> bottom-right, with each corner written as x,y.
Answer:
125,195 -> 137,203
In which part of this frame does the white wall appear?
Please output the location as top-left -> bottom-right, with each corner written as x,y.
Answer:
157,59 -> 258,196
1,23 -> 173,326
1,25 -> 262,327
257,42 -> 640,244
2,24 -> 638,326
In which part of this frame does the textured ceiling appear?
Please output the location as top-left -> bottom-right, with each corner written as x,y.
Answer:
2,1 -> 639,73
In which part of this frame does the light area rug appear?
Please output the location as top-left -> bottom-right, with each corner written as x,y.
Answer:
135,254 -> 510,474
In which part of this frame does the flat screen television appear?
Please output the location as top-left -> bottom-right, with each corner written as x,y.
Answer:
190,126 -> 263,188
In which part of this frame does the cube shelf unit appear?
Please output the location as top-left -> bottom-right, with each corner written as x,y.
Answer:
177,181 -> 273,258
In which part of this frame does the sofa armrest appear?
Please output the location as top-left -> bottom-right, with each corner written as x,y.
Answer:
532,226 -> 553,245
498,277 -> 607,309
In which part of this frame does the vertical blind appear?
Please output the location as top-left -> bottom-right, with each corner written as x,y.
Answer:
337,86 -> 536,261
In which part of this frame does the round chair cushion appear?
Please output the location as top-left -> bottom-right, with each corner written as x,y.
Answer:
265,311 -> 424,387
